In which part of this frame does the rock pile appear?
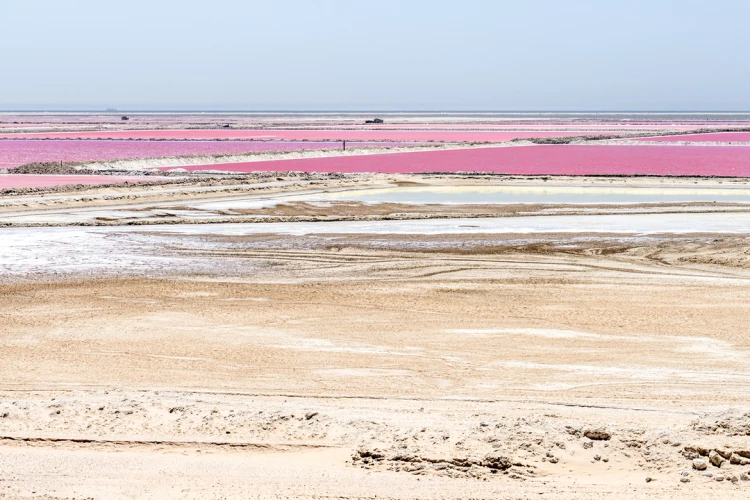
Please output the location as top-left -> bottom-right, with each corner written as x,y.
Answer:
692,409 -> 750,436
351,447 -> 520,479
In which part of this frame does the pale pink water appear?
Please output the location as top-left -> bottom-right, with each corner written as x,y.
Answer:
0,130 -> 631,142
637,132 -> 750,143
0,175 -> 171,189
0,140 -> 403,168
163,145 -> 750,177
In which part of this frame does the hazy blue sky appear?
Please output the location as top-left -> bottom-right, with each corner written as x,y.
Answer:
2,0 -> 749,111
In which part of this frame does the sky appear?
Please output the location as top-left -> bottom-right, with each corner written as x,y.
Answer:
1,0 -> 749,111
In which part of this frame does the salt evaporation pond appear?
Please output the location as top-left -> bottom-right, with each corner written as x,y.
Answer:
315,185 -> 750,205
0,174 -> 173,189
0,139 -> 411,168
191,185 -> 750,211
0,129 -> 628,142
166,145 -> 750,177
4,212 -> 749,239
123,212 -> 750,235
639,132 -> 750,143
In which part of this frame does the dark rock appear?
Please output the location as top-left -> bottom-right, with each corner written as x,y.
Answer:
584,428 -> 611,440
709,450 -> 726,467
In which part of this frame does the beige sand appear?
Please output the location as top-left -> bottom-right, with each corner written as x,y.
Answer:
1,176 -> 750,498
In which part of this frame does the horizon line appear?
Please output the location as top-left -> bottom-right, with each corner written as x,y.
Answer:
3,109 -> 750,114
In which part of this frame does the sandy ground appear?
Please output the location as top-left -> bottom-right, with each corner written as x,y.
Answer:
1,176 -> 750,498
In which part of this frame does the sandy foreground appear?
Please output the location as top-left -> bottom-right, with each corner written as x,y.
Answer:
1,175 -> 750,499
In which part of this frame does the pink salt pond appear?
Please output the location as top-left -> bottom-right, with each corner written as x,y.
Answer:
0,175 -> 171,190
161,145 -> 750,177
0,129 -> 630,142
637,132 -> 750,143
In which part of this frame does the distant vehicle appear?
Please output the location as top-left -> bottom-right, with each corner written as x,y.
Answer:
365,118 -> 384,124
121,116 -> 129,121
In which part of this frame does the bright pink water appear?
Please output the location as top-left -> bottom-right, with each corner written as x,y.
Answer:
163,145 -> 750,177
638,132 -> 750,143
0,130 -> 630,142
0,140 -> 402,168
0,175 -> 170,189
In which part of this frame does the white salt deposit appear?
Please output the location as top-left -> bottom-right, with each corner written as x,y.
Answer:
2,211 -> 749,278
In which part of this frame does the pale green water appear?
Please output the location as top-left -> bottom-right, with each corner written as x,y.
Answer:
318,185 -> 750,205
